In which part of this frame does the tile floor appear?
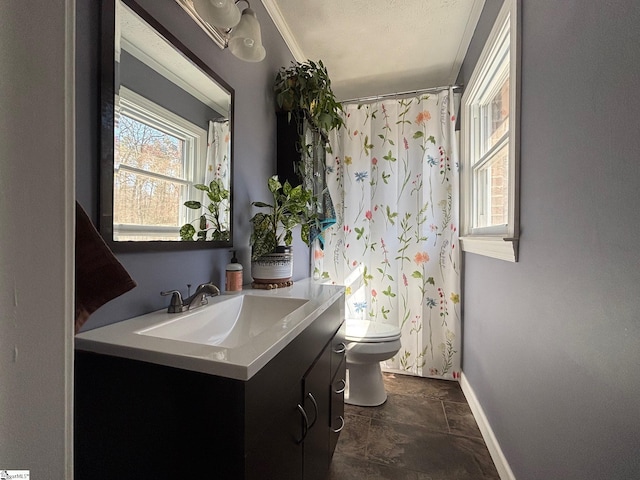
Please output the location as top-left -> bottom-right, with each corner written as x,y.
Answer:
328,372 -> 500,480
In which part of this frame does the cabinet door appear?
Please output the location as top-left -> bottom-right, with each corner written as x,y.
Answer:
246,381 -> 303,480
302,344 -> 331,480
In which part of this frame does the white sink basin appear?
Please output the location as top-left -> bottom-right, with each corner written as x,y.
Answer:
75,280 -> 345,380
136,294 -> 308,348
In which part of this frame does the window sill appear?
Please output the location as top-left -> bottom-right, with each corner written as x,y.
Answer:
460,236 -> 518,262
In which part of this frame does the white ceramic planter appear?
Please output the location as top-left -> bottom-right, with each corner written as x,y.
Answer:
251,252 -> 293,284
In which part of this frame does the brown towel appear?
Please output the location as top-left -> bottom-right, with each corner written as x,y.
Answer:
75,202 -> 136,333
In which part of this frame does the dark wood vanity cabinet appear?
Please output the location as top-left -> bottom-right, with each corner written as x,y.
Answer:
235,310 -> 346,480
301,322 -> 346,480
75,296 -> 345,480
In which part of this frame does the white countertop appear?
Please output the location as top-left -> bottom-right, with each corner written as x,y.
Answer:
75,279 -> 344,380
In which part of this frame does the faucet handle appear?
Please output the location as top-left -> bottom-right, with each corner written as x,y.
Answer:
160,289 -> 183,306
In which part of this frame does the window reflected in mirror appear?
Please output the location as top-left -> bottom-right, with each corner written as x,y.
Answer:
114,87 -> 208,240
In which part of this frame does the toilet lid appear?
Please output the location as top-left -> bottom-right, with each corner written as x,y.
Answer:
345,319 -> 401,342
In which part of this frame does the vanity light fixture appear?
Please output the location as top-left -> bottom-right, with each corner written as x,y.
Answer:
180,0 -> 266,62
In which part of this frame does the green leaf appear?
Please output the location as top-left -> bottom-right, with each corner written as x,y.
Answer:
194,184 -> 208,191
268,175 -> 282,194
383,150 -> 396,163
413,131 -> 424,139
179,224 -> 195,241
301,224 -> 310,245
427,135 -> 436,144
363,135 -> 374,154
412,271 -> 423,279
184,201 -> 202,209
283,229 -> 293,246
426,277 -> 435,285
282,180 -> 294,196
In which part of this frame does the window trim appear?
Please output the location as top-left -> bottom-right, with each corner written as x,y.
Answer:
114,87 -> 207,239
460,0 -> 521,262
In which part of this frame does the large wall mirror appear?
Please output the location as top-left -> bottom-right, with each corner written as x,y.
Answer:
100,0 -> 234,251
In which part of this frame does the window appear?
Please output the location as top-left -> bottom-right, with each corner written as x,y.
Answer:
460,0 -> 520,261
113,87 -> 207,241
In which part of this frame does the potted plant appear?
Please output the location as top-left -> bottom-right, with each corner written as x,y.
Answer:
274,59 -> 344,133
179,178 -> 230,241
274,60 -> 344,187
250,175 -> 316,284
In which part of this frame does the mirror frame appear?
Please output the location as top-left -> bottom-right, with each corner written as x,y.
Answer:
99,0 -> 234,251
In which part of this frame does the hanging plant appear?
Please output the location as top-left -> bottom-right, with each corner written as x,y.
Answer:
274,59 -> 344,134
274,59 -> 344,187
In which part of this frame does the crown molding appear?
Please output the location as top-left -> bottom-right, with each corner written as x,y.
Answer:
448,0 -> 486,83
260,0 -> 306,61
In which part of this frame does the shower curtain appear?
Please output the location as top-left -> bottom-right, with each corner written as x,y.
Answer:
313,88 -> 461,379
201,119 -> 231,235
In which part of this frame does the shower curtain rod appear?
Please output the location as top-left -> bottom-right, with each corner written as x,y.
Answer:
340,84 -> 462,105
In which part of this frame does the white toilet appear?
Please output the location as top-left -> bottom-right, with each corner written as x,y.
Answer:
344,319 -> 401,407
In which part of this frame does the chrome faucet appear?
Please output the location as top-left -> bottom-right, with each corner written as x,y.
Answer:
161,282 -> 221,313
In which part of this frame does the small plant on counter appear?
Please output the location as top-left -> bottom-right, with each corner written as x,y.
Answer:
180,178 -> 230,241
250,175 -> 316,261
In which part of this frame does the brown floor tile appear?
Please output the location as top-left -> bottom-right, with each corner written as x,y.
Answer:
443,401 -> 484,439
329,452 -> 434,480
346,393 -> 448,433
366,419 -> 499,479
383,372 -> 467,403
336,413 -> 371,457
330,374 -> 499,480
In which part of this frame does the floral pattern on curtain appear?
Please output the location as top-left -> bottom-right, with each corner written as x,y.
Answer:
313,89 -> 461,379
202,119 -> 231,234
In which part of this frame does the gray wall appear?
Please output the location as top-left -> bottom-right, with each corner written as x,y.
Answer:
120,50 -> 224,127
459,1 -> 640,478
76,0 -> 307,330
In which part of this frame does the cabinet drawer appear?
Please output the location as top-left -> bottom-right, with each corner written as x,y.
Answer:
330,321 -> 346,379
329,358 -> 346,455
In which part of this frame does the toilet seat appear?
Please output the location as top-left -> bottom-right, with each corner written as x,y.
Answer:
345,319 -> 401,343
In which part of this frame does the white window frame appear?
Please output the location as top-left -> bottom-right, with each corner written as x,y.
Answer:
114,87 -> 207,240
460,0 -> 521,262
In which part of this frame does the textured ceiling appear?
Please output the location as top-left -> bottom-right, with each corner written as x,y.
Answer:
261,0 -> 485,101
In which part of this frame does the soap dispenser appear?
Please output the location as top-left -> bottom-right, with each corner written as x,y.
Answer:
225,250 -> 243,292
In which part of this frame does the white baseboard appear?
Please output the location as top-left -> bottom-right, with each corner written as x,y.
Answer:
460,372 -> 516,480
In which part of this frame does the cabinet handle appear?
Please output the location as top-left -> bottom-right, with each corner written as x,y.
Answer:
333,342 -> 346,355
306,392 -> 319,428
334,378 -> 346,394
331,415 -> 345,433
296,404 -> 309,444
